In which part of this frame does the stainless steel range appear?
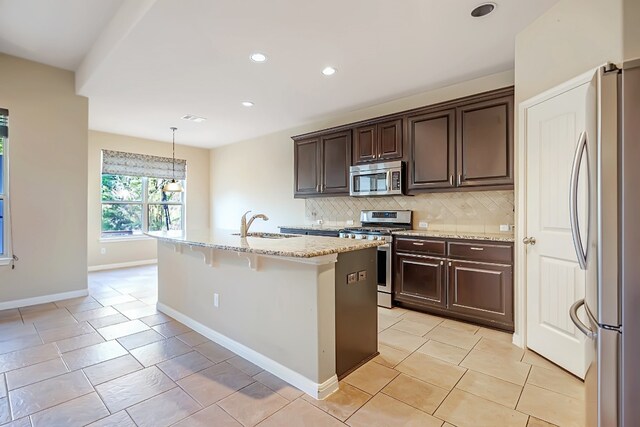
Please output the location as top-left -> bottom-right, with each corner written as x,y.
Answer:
339,210 -> 412,308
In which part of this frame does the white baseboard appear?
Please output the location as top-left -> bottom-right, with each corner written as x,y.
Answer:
512,332 -> 524,348
0,289 -> 89,311
157,302 -> 339,400
88,259 -> 157,272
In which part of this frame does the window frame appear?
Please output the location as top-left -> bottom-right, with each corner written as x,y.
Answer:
100,175 -> 186,240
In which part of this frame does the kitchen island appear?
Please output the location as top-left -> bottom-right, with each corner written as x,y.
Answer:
146,230 -> 382,399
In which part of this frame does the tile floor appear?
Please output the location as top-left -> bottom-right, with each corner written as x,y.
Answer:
0,266 -> 585,426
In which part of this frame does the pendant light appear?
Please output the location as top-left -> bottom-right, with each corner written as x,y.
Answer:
163,127 -> 184,192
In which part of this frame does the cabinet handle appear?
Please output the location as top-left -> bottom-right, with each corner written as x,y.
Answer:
412,242 -> 424,246
316,184 -> 320,192
457,174 -> 462,185
440,261 -> 444,266
448,262 -> 452,267
469,247 -> 484,251
449,175 -> 453,186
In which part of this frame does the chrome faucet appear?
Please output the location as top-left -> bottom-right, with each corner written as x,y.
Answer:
240,210 -> 269,237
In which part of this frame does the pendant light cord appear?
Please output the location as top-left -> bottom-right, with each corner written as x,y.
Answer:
171,127 -> 177,181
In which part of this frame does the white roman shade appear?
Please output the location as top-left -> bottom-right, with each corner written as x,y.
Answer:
101,149 -> 186,180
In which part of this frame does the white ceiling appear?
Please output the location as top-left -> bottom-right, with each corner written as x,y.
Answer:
0,0 -> 557,148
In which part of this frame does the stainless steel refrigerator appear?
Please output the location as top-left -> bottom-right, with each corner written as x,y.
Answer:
569,59 -> 640,427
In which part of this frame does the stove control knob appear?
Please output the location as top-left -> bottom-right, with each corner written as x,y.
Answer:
372,236 -> 379,240
350,234 -> 356,239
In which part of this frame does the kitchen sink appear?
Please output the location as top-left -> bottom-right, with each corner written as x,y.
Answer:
232,232 -> 297,239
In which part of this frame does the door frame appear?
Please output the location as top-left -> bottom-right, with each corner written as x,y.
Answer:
514,67 -> 600,348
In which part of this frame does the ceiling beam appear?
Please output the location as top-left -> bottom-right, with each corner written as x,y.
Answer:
75,0 -> 157,95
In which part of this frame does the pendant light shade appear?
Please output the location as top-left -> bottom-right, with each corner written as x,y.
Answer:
163,127 -> 184,193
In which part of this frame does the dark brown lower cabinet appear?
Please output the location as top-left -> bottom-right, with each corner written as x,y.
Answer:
447,260 -> 513,330
394,254 -> 446,308
393,236 -> 514,332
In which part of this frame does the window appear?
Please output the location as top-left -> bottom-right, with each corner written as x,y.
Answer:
100,149 -> 187,239
101,175 -> 185,238
0,109 -> 8,258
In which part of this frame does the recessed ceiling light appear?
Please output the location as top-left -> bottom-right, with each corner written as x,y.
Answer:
241,101 -> 254,107
322,66 -> 337,76
471,2 -> 496,17
181,114 -> 206,123
250,53 -> 267,62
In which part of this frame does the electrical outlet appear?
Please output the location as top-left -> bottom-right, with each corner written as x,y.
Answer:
347,273 -> 357,284
358,270 -> 367,281
346,220 -> 354,226
214,293 -> 219,307
500,224 -> 512,232
100,248 -> 106,255
317,219 -> 323,225
418,222 -> 429,229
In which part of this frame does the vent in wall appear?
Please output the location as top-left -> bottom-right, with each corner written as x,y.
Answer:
181,114 -> 207,123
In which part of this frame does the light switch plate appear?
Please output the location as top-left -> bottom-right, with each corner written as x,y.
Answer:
317,219 -> 323,225
358,270 -> 367,281
500,224 -> 512,232
347,273 -> 357,284
418,222 -> 429,229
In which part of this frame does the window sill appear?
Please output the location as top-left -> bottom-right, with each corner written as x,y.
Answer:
0,257 -> 12,266
99,236 -> 153,243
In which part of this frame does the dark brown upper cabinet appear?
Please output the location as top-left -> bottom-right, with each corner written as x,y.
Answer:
293,131 -> 351,198
321,131 -> 352,194
456,95 -> 514,188
294,137 -> 320,196
353,119 -> 402,164
407,109 -> 456,191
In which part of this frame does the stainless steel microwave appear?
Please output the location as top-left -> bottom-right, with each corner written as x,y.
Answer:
349,161 -> 403,196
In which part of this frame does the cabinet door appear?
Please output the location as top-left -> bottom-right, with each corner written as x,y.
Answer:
377,119 -> 403,160
294,138 -> 320,197
321,131 -> 352,194
407,109 -> 456,191
448,260 -> 513,329
395,254 -> 446,307
353,125 -> 377,164
456,95 -> 514,187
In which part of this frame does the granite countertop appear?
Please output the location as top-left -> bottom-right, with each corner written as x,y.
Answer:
393,229 -> 515,242
146,230 -> 384,258
278,225 -> 345,231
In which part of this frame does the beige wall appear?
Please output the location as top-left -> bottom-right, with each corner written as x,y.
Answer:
624,0 -> 640,61
515,0 -> 623,103
0,54 -> 88,304
88,131 -> 210,268
210,70 -> 515,232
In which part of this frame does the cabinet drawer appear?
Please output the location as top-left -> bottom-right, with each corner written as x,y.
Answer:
395,238 -> 446,256
448,242 -> 512,264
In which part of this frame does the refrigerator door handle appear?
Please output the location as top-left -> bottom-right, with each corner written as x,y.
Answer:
569,130 -> 588,270
569,298 -> 596,339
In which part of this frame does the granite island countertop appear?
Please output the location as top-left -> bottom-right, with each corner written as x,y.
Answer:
146,230 -> 384,258
393,229 -> 515,242
278,225 -> 345,231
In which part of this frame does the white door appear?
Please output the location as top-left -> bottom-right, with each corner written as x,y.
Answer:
524,71 -> 596,379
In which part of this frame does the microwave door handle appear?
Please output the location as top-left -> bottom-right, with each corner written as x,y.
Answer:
569,131 -> 588,270
386,170 -> 391,191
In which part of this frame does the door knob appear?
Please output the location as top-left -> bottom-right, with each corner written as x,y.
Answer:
523,237 -> 537,245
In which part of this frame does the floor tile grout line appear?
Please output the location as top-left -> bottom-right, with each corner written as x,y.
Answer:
14,388 -> 96,423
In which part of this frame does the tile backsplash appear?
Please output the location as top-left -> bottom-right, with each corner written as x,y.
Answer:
305,190 -> 514,233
